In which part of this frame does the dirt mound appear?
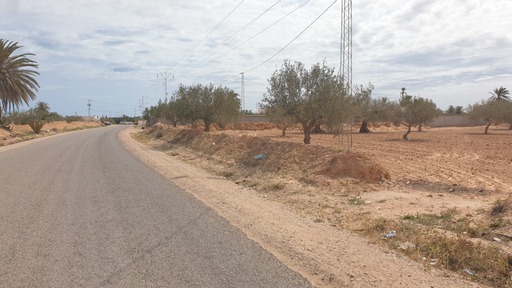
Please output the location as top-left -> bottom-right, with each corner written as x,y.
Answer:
162,128 -> 390,184
316,151 -> 391,183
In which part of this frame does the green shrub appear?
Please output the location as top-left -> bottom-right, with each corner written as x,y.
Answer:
26,119 -> 46,134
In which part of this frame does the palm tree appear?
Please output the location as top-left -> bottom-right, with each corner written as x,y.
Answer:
34,101 -> 50,114
488,86 -> 510,101
0,39 -> 40,119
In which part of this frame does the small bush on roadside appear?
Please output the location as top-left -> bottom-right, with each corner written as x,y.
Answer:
348,196 -> 365,205
26,118 -> 46,134
491,198 -> 510,216
154,131 -> 164,139
269,182 -> 286,190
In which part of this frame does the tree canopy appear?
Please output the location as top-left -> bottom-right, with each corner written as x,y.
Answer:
174,83 -> 240,132
0,39 -> 40,119
468,99 -> 512,133
488,86 -> 510,101
398,94 -> 438,140
261,60 -> 347,144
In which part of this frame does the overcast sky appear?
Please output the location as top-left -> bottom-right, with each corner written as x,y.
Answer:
2,0 -> 511,117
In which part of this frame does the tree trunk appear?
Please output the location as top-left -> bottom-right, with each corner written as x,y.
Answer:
302,123 -> 313,144
0,107 -> 11,132
303,129 -> 311,144
418,123 -> 423,132
484,121 -> 491,134
359,120 -> 371,133
509,123 -> 512,130
203,120 -> 211,132
403,124 -> 412,140
281,126 -> 286,137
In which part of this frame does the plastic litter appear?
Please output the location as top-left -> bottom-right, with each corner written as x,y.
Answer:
385,230 -> 396,238
462,269 -> 475,276
255,154 -> 264,160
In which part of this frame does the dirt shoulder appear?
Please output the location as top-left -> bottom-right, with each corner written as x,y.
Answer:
0,121 -> 103,146
119,126 -> 485,288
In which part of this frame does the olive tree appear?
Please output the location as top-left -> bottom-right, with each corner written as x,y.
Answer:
350,83 -> 375,133
398,95 -> 438,140
175,84 -> 240,132
266,106 -> 296,136
469,87 -> 512,133
468,100 -> 510,134
261,60 -> 346,144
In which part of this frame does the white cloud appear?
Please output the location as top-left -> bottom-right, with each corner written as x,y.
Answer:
1,0 -> 511,115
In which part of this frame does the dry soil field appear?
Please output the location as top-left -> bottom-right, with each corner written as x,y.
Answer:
134,122 -> 512,287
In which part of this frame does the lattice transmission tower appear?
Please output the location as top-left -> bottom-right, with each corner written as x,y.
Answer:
340,0 -> 352,95
340,0 -> 353,149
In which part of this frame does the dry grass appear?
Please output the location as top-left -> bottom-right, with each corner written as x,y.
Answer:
362,214 -> 511,287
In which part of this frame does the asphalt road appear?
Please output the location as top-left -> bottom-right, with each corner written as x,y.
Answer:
0,126 -> 311,287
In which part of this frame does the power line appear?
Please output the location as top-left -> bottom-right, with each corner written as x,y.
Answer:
169,0 -> 245,70
243,0 -> 338,74
214,0 -> 337,85
178,0 -> 312,79
176,0 -> 283,77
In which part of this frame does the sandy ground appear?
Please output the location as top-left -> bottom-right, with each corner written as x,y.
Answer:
119,126 -> 494,288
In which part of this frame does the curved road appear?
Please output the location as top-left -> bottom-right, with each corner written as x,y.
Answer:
0,126 -> 311,287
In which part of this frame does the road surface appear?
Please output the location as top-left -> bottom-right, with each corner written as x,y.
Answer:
0,126 -> 311,287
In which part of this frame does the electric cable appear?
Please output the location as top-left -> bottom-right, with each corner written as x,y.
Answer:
219,0 -> 337,84
169,0 -> 245,70
243,0 -> 338,74
176,0 -> 283,77
178,0 -> 312,79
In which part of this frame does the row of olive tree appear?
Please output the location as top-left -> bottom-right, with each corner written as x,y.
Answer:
144,83 -> 240,132
260,60 -> 439,143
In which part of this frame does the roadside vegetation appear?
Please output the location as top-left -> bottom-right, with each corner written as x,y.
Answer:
146,59 -> 512,143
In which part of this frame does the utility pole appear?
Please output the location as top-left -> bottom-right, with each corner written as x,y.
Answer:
140,96 -> 146,117
340,0 -> 353,149
240,72 -> 245,112
87,100 -> 91,117
157,72 -> 174,101
340,0 -> 352,94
